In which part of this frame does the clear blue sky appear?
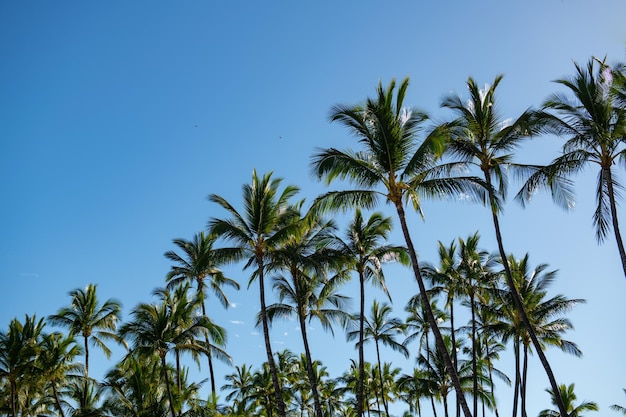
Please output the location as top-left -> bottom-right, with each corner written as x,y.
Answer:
2,1 -> 626,416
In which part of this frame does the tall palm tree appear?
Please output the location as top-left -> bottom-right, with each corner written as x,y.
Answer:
440,75 -> 569,417
334,208 -> 407,417
120,293 -> 216,417
348,300 -> 408,417
48,284 -> 122,378
518,58 -> 626,278
492,254 -> 584,417
265,206 -> 351,417
539,384 -> 598,417
312,77 -> 482,417
0,314 -> 46,417
221,364 -> 257,415
37,332 -> 83,417
165,231 -> 240,395
208,170 -> 300,417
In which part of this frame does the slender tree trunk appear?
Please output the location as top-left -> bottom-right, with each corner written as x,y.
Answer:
471,295 -> 478,417
297,293 -> 324,417
375,342 -> 390,417
358,270 -> 366,417
257,256 -> 287,417
485,174 -> 567,417
450,299 -> 461,417
53,383 -> 66,417
394,201 -> 473,417
487,342 -> 500,417
521,344 -> 529,417
176,350 -> 182,390
83,335 -> 89,377
604,166 -> 626,277
161,354 -> 178,417
512,337 -> 520,417
200,296 -> 218,396
431,395 -> 439,417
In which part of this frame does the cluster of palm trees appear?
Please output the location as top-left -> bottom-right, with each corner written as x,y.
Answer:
1,56 -> 625,417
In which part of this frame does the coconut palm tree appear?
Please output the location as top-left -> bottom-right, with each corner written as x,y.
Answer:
221,364 -> 257,415
518,58 -> 626,278
0,314 -> 46,417
440,75 -> 570,417
312,78 -> 483,417
48,284 -> 122,378
348,300 -> 408,417
208,170 -> 300,417
120,291 -> 216,417
333,208 -> 407,417
539,384 -> 598,417
610,389 -> 626,415
37,331 -> 83,417
165,231 -> 240,395
492,254 -> 584,417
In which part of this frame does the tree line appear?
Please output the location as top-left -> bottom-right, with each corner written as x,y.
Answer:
1,56 -> 626,417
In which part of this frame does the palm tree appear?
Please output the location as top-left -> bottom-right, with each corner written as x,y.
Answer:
0,314 -> 46,417
440,75 -> 570,417
492,254 -> 584,417
221,364 -> 257,415
610,389 -> 626,415
334,208 -> 407,417
312,77 -> 482,417
37,332 -> 83,417
48,283 -> 122,378
165,231 -> 240,395
539,384 -> 598,417
120,292 -> 216,417
518,58 -> 626,278
208,170 -> 300,417
348,300 -> 408,417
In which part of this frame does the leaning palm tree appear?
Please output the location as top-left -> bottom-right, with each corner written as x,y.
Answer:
165,231 -> 240,396
48,284 -> 122,378
440,75 -> 570,417
348,300 -> 408,417
334,208 -> 408,417
208,170 -> 300,417
539,383 -> 598,417
312,77 -> 482,417
518,58 -> 626,278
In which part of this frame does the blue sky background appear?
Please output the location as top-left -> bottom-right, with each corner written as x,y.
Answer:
2,1 -> 626,416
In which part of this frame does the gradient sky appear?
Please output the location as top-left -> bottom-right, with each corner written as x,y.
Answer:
2,1 -> 626,416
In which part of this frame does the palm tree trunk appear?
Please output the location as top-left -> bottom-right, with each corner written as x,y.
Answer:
521,344 -> 529,417
450,299 -> 461,417
297,298 -> 324,417
471,296 -> 478,417
358,271 -> 366,417
512,338 -> 520,417
485,175 -> 567,417
53,383 -> 66,417
161,354 -> 178,417
394,201 -> 473,417
200,298 -> 218,396
375,341 -> 390,417
257,257 -> 287,417
83,335 -> 89,378
604,166 -> 626,277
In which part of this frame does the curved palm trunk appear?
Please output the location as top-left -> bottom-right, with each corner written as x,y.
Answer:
161,354 -> 178,417
604,167 -> 626,277
294,273 -> 324,417
52,383 -> 66,417
485,175 -> 567,417
394,201 -> 473,417
374,341 -> 390,417
357,270 -> 366,417
257,256 -> 287,417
